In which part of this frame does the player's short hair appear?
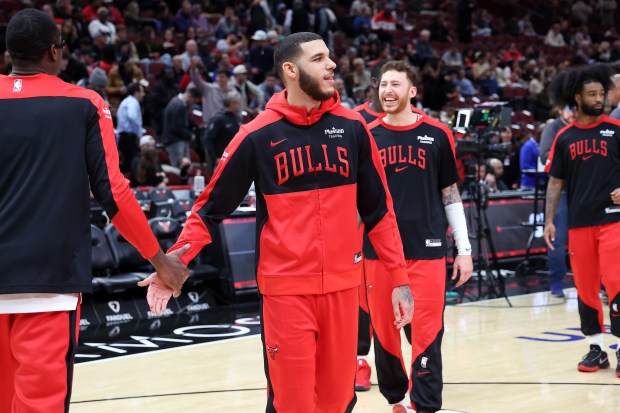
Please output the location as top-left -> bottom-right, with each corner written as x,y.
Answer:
380,60 -> 418,86
274,32 -> 323,80
548,64 -> 615,108
370,60 -> 389,81
6,9 -> 60,63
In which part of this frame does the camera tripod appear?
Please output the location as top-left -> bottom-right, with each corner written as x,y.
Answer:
461,180 -> 512,306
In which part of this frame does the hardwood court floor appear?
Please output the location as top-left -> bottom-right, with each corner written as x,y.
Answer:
71,289 -> 620,413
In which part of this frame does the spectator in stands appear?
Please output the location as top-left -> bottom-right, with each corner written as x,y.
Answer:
189,58 -> 235,128
230,64 -> 265,114
132,135 -> 167,187
87,67 -> 110,103
429,12 -> 452,43
600,0 -> 617,29
497,126 -> 520,189
472,8 -> 493,37
146,68 -> 181,135
472,51 -> 499,97
517,13 -> 537,37
247,30 -> 275,84
115,27 -> 140,63
247,0 -> 271,38
61,18 -> 80,52
519,126 -> 541,190
155,1 -> 174,34
334,75 -> 356,109
485,158 -> 509,192
59,52 -> 89,83
162,87 -> 202,167
107,55 -> 145,109
174,0 -> 194,35
312,1 -> 336,49
0,11 -> 189,412
191,3 -> 213,37
215,5 -> 240,39
503,42 -> 524,63
442,47 -> 464,68
352,57 -> 371,92
608,74 -> 620,119
123,1 -> 157,33
181,39 -> 200,72
82,0 -> 102,22
116,81 -> 146,172
571,0 -> 593,26
415,29 -> 436,64
204,90 -> 242,169
136,26 -> 164,63
284,0 -> 310,35
88,7 -> 117,43
371,3 -> 397,33
545,22 -> 567,47
453,68 -> 475,98
258,71 -> 283,108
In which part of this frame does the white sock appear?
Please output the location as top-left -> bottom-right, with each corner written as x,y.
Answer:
588,334 -> 604,348
357,355 -> 368,361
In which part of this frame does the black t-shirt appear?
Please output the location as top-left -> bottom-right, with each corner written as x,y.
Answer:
547,115 -> 620,228
363,115 -> 460,260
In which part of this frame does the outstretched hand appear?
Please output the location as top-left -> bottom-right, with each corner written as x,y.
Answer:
148,244 -> 191,297
138,274 -> 174,315
391,285 -> 414,329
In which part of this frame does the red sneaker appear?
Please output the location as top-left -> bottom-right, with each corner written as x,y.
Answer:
354,358 -> 371,391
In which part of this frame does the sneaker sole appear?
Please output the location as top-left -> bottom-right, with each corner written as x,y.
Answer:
354,385 -> 371,391
578,363 -> 610,372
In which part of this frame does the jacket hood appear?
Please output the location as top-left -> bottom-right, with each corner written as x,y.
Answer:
265,90 -> 341,125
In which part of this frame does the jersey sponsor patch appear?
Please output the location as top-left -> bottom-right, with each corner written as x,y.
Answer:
600,129 -> 615,137
425,239 -> 442,247
354,251 -> 362,264
605,206 -> 620,214
417,134 -> 434,144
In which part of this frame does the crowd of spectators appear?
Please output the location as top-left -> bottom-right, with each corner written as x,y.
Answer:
1,0 -> 619,191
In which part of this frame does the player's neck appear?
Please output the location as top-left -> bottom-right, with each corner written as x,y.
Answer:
575,112 -> 601,126
286,87 -> 321,113
10,63 -> 51,76
368,98 -> 382,113
383,109 -> 418,126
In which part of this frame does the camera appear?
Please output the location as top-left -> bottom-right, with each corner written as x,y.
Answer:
453,102 -> 512,159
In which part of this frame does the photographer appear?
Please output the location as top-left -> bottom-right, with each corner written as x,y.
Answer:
485,158 -> 509,192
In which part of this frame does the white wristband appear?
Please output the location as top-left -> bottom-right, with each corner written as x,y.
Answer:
444,202 -> 471,255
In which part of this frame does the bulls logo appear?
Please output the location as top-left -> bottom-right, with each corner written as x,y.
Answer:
158,220 -> 171,233
267,345 -> 279,360
108,300 -> 121,313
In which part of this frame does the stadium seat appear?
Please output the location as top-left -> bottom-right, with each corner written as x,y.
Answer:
148,187 -> 175,218
149,217 -> 182,251
104,224 -> 149,272
172,198 -> 193,221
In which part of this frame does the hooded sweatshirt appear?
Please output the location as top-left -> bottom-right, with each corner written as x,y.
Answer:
169,90 -> 407,295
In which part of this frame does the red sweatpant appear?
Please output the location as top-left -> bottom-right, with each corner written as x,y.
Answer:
0,307 -> 81,413
365,258 -> 446,412
261,287 -> 358,413
569,221 -> 620,337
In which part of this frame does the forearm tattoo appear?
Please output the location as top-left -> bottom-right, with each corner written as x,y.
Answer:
545,177 -> 564,224
441,184 -> 462,206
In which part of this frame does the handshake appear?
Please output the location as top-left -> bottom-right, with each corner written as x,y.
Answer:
138,243 -> 191,315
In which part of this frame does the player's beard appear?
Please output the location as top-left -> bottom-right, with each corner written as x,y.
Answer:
581,101 -> 604,116
382,95 -> 410,114
299,67 -> 334,102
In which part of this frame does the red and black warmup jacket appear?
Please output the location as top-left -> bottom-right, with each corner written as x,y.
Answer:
363,115 -> 459,261
169,91 -> 408,295
545,115 -> 620,229
0,74 -> 159,294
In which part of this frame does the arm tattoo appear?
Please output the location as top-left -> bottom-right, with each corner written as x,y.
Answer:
399,285 -> 414,305
545,177 -> 564,224
441,184 -> 462,206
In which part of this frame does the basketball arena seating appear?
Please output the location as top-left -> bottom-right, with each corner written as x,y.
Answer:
91,188 -> 220,294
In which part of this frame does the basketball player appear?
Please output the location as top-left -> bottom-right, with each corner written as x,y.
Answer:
364,60 -> 473,413
544,64 -> 620,376
142,33 -> 414,412
0,10 -> 189,413
352,60 -> 426,391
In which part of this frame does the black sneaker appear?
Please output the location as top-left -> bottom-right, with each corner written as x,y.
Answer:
616,349 -> 620,378
578,344 -> 610,372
